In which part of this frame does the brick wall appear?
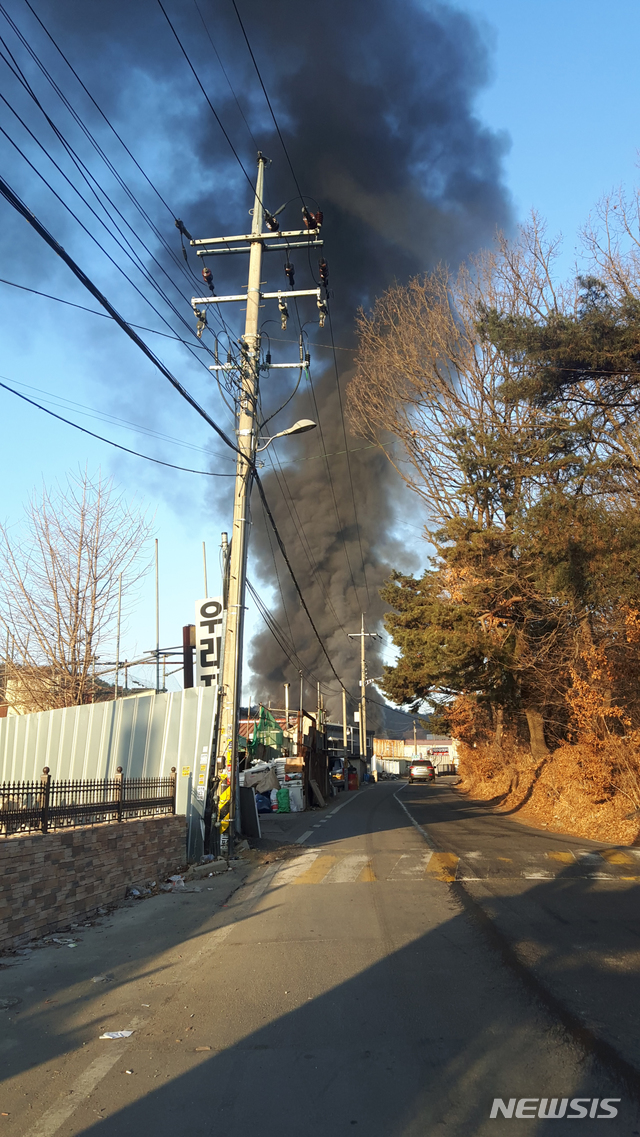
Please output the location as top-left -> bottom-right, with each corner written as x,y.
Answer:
0,815 -> 187,951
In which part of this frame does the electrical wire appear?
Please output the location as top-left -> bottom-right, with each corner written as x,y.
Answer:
0,6 -> 243,371
2,373 -> 235,461
0,79 -> 219,365
253,470 -> 347,692
193,0 -> 259,153
247,578 -> 331,691
0,276 -> 210,347
21,0 -> 175,219
156,0 -> 259,201
0,114 -> 227,383
0,172 -> 242,456
0,377 -> 235,476
230,0 -> 304,203
266,447 -> 350,639
327,303 -> 371,604
301,347 -> 361,603
259,496 -> 298,654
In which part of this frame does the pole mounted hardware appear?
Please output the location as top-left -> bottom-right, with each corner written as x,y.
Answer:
188,154 -> 327,855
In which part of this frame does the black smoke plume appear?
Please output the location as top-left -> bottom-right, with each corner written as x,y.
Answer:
14,0 -> 512,721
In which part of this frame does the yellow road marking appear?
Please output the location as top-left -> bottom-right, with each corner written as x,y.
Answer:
293,855 -> 337,884
547,851 -> 575,864
600,850 -> 635,865
425,853 -> 459,882
357,861 -> 377,882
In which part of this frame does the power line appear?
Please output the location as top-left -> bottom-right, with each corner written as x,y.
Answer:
327,303 -> 371,604
0,113 -> 225,378
246,578 -> 336,693
0,378 -> 235,476
259,496 -> 298,656
156,0 -> 259,200
267,447 -> 350,639
0,276 -> 210,347
303,353 -> 361,602
193,0 -> 259,153
0,7 -> 243,370
0,172 -> 242,457
253,471 -> 348,693
2,373 -> 235,462
21,0 -> 176,219
230,0 -> 304,203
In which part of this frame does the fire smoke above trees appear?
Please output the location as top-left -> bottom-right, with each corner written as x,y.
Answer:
1,0 -> 514,714
349,207 -> 640,768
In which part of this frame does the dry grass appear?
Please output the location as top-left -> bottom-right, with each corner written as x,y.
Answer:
458,739 -> 640,845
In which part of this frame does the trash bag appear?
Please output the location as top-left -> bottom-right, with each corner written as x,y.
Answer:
255,792 -> 272,813
276,786 -> 290,813
288,785 -> 304,812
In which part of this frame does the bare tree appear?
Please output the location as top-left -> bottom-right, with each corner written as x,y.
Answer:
347,216 -> 582,528
0,470 -> 152,713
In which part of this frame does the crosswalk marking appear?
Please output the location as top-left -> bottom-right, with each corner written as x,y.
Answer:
323,854 -> 370,883
292,854 -> 336,884
274,847 -> 640,887
387,853 -> 432,879
600,849 -> 635,865
425,852 -> 459,882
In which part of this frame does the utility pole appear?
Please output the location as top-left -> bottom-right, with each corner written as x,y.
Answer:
155,538 -> 160,695
413,719 -> 417,757
213,153 -> 266,842
189,154 -> 325,851
348,616 -> 381,762
114,572 -> 122,699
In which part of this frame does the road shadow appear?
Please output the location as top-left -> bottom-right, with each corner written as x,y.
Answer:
63,860 -> 640,1136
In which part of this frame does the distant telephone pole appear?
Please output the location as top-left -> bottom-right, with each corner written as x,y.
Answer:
348,615 -> 381,760
189,153 -> 325,847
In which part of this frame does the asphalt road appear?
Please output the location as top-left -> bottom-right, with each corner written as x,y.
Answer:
2,781 -> 639,1136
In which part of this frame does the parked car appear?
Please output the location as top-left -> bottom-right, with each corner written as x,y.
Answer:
408,759 -> 435,784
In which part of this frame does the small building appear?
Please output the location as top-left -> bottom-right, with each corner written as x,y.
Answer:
372,735 -> 459,776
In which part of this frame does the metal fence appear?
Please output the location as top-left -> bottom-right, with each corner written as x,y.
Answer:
0,765 -> 177,837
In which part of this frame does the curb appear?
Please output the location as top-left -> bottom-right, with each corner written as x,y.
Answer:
393,785 -> 640,1102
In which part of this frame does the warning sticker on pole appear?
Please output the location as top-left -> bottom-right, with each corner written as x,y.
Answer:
195,597 -> 224,688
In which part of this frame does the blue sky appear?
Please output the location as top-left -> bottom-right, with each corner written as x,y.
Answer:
461,0 -> 640,260
1,0 -> 639,696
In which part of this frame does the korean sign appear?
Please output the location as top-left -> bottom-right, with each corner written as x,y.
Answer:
194,597 -> 224,688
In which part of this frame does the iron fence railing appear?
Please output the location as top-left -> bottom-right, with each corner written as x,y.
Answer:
0,766 -> 177,836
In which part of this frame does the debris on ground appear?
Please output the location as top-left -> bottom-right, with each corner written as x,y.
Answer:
99,1031 -> 134,1039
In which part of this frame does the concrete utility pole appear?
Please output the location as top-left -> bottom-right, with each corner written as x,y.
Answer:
348,615 -> 381,761
214,154 -> 266,828
189,154 -> 324,849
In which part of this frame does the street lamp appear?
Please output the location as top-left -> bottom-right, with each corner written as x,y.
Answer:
257,419 -> 316,452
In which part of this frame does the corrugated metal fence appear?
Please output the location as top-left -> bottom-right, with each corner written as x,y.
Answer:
0,687 -> 217,860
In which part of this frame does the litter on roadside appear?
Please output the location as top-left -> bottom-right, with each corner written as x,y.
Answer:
99,1031 -> 134,1040
91,975 -> 114,984
52,938 -> 78,948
